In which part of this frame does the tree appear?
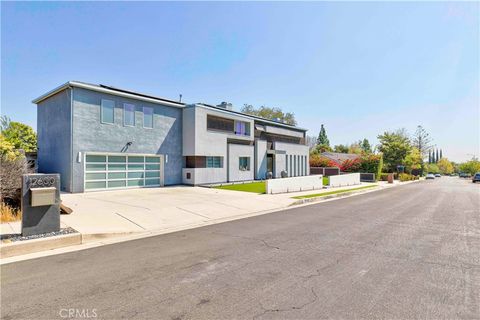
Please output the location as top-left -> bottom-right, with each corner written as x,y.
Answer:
431,149 -> 436,163
0,134 -> 20,161
425,163 -> 440,174
377,130 -> 411,172
437,158 -> 454,175
0,115 -> 11,132
360,138 -> 372,153
305,135 -> 317,151
316,124 -> 330,147
333,144 -> 349,153
440,149 -> 443,159
404,147 -> 422,173
348,142 -> 363,154
241,104 -> 296,125
436,149 -> 439,163
428,150 -> 432,164
459,158 -> 480,175
1,121 -> 37,152
412,125 -> 433,160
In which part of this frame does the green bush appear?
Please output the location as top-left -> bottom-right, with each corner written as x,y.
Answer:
379,173 -> 390,181
398,173 -> 419,182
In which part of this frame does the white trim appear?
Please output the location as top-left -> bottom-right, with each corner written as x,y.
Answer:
33,81 -> 185,108
123,103 -> 135,127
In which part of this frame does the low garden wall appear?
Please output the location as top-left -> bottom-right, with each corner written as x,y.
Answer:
360,173 -> 376,182
266,175 -> 323,194
329,173 -> 361,187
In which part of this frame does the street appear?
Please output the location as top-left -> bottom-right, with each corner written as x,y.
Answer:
1,177 -> 479,320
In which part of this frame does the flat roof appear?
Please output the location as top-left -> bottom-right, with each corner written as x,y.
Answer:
32,81 -> 186,108
195,103 -> 308,132
33,81 -> 307,132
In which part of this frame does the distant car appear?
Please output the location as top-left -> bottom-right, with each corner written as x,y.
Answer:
473,173 -> 480,183
426,173 -> 435,180
435,173 -> 441,177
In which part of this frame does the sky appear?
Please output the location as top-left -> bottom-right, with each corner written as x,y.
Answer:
1,1 -> 479,162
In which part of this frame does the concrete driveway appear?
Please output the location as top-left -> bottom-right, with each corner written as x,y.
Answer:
60,186 -> 298,237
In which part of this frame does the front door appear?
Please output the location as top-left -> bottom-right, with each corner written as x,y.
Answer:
267,154 -> 274,174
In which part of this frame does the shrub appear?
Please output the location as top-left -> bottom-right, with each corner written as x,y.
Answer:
340,158 -> 362,172
358,153 -> 383,180
379,173 -> 390,181
0,154 -> 28,207
309,154 -> 337,167
0,202 -> 22,223
398,173 -> 418,181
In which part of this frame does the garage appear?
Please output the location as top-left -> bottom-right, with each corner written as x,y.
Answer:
84,153 -> 164,191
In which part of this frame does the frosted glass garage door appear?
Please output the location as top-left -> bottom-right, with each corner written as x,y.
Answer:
85,154 -> 162,190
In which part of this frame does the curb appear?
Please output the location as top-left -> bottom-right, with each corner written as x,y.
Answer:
1,233 -> 82,258
289,186 -> 381,206
0,231 -> 140,259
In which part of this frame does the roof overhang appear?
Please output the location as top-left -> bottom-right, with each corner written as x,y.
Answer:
32,81 -> 186,108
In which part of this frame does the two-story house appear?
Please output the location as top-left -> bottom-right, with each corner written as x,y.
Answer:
33,81 -> 309,192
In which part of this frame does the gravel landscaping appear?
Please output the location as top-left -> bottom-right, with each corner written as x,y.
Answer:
1,227 -> 78,242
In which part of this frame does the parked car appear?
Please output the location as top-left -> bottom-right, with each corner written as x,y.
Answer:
460,173 -> 471,178
426,173 -> 435,180
472,173 -> 480,183
435,173 -> 441,177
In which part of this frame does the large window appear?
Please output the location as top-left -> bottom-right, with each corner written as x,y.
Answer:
124,103 -> 135,127
235,121 -> 250,136
143,107 -> 153,128
185,156 -> 223,168
101,99 -> 115,124
207,156 -> 223,168
239,157 -> 250,171
207,115 -> 234,133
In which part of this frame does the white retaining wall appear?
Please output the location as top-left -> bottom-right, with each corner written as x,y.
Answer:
266,175 -> 323,194
329,173 -> 361,187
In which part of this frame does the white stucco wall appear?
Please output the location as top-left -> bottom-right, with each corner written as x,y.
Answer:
274,142 -> 309,177
228,144 -> 254,182
183,105 -> 254,157
182,168 -> 227,185
266,175 -> 323,194
329,173 -> 360,187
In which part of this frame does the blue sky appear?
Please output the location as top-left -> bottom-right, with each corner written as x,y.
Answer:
1,1 -> 478,162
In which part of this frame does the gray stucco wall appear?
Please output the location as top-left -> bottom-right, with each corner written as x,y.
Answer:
71,88 -> 183,192
255,140 -> 267,180
37,89 -> 72,192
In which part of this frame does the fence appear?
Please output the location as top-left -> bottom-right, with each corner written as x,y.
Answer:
329,173 -> 360,187
266,175 -> 323,194
310,167 -> 340,176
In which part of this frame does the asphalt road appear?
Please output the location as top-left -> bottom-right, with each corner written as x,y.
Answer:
2,177 -> 479,320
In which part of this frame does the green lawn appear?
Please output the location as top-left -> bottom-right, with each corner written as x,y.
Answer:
292,184 -> 377,199
323,176 -> 329,186
215,181 -> 266,194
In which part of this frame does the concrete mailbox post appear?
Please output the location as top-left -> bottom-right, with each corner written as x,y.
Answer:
21,174 -> 61,236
